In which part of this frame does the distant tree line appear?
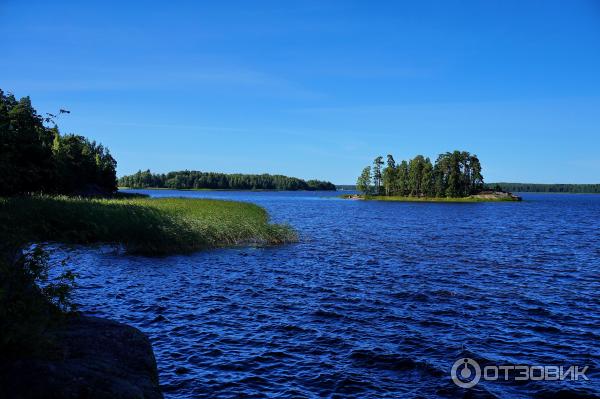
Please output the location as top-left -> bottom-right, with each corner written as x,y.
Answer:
119,169 -> 337,191
357,150 -> 484,197
0,90 -> 117,196
487,182 -> 600,193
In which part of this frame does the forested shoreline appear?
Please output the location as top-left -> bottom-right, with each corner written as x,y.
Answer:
489,183 -> 600,193
119,169 -> 336,191
357,151 -> 484,198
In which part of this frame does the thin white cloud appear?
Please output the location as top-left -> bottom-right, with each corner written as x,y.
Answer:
4,64 -> 324,99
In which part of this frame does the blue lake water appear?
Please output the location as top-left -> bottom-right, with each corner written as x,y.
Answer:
53,190 -> 600,398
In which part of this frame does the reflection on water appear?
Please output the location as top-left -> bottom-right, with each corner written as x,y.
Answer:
51,191 -> 600,398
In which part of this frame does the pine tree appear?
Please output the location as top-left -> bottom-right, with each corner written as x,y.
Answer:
356,166 -> 372,195
382,154 -> 396,196
372,156 -> 384,195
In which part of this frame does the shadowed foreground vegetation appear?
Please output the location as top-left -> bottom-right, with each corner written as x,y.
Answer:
1,196 -> 297,256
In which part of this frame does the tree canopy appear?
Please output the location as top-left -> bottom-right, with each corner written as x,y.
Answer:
0,89 -> 117,196
119,170 -> 336,191
357,151 -> 484,197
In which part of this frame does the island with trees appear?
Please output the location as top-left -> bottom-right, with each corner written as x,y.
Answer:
119,169 -> 336,191
351,151 -> 521,202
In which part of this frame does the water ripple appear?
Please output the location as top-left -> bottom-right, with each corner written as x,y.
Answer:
48,191 -> 600,398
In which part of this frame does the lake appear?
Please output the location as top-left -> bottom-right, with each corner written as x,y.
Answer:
52,190 -> 600,398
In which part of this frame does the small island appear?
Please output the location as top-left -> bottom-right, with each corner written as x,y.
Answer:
351,151 -> 521,202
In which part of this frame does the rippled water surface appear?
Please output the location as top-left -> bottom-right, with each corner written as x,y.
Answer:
53,191 -> 600,398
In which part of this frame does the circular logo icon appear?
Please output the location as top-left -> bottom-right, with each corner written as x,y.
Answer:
451,358 -> 481,388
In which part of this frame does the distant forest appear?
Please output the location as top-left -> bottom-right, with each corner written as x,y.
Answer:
357,151 -> 483,197
119,170 -> 337,191
488,183 -> 600,193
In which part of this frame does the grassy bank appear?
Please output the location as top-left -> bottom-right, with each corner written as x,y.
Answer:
342,194 -> 519,202
0,196 -> 297,256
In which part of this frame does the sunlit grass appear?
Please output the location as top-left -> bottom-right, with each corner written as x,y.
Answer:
0,196 -> 297,256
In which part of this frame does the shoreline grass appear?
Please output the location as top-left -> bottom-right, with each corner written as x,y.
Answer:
341,194 -> 519,202
0,196 -> 297,256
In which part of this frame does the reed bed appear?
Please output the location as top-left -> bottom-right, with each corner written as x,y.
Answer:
0,196 -> 297,256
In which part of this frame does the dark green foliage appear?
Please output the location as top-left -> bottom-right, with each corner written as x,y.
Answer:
119,169 -> 336,191
421,159 -> 434,197
0,89 -> 117,196
382,155 -> 396,196
397,160 -> 409,196
0,246 -> 75,359
0,92 -> 54,195
487,183 -> 600,193
52,133 -> 117,194
358,150 -> 484,198
306,179 -> 336,190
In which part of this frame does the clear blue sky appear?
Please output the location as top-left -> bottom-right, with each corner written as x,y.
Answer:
1,1 -> 599,183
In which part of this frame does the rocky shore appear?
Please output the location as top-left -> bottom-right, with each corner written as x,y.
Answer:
471,190 -> 522,201
0,315 -> 163,399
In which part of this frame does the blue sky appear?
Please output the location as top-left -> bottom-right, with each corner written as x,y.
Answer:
1,1 -> 599,183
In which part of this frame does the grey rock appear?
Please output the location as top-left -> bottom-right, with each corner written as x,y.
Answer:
0,315 -> 163,399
